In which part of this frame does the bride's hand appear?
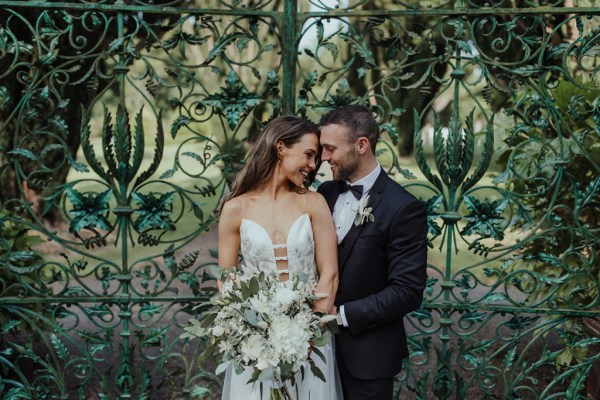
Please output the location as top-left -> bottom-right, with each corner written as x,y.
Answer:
311,291 -> 332,315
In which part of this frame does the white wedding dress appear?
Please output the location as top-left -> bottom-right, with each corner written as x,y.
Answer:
221,199 -> 342,400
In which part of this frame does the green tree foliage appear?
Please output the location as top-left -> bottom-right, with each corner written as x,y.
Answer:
496,76 -> 599,362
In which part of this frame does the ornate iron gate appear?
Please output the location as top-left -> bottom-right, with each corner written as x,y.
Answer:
1,0 -> 599,398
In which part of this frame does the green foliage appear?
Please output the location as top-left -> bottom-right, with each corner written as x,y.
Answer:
496,76 -> 599,363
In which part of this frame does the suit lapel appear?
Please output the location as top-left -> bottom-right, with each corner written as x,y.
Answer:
324,182 -> 339,213
338,170 -> 388,270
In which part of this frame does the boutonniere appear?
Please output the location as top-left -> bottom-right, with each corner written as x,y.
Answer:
354,195 -> 375,226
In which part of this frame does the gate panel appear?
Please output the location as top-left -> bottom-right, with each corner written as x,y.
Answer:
0,1 -> 598,399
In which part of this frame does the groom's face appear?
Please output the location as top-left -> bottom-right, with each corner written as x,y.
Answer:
320,124 -> 360,182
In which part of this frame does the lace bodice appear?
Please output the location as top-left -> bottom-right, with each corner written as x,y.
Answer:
239,213 -> 318,285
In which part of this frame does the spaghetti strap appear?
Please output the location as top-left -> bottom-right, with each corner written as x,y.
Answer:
304,191 -> 310,213
237,197 -> 245,219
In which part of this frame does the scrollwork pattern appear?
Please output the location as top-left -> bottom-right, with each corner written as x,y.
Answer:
0,1 -> 598,398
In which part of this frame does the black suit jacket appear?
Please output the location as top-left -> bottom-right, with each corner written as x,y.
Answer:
318,169 -> 428,380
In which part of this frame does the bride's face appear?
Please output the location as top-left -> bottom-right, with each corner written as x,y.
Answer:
278,132 -> 319,187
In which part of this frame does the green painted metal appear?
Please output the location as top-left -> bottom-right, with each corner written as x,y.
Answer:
0,0 -> 599,399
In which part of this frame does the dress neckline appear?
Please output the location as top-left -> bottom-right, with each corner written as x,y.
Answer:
241,213 -> 309,248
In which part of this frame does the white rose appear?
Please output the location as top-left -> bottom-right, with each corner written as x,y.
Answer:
240,334 -> 264,361
274,286 -> 298,310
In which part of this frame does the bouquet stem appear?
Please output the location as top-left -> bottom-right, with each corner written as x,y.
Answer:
270,386 -> 292,400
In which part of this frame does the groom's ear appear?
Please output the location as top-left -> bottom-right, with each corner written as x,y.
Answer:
356,137 -> 370,155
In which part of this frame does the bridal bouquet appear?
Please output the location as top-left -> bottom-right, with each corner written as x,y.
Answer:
182,267 -> 335,399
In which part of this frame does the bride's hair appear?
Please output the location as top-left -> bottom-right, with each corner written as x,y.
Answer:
225,115 -> 320,202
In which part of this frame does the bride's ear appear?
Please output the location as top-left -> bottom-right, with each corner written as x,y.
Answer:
276,141 -> 285,159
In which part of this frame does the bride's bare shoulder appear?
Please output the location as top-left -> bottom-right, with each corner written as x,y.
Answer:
305,191 -> 329,213
220,196 -> 244,222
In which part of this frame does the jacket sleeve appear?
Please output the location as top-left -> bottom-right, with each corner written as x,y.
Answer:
317,180 -> 332,196
343,197 -> 428,336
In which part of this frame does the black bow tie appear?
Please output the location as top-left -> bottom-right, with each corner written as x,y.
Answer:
338,181 -> 363,200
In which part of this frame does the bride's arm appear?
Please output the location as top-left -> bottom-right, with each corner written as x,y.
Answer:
309,192 -> 339,314
217,198 -> 243,293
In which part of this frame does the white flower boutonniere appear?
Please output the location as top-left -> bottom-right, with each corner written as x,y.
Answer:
354,195 -> 375,227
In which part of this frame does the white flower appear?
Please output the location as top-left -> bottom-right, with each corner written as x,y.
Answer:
249,294 -> 271,314
287,323 -> 310,352
354,194 -> 375,226
256,321 -> 268,330
270,315 -> 292,340
183,269 -> 333,387
293,312 -> 310,329
274,286 -> 299,310
255,355 -> 270,371
218,340 -> 233,355
240,334 -> 264,361
212,325 -> 225,337
221,281 -> 234,294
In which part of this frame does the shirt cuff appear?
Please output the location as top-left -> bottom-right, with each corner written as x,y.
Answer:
339,305 -> 349,327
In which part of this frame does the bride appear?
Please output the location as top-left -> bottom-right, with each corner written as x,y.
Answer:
217,115 -> 342,399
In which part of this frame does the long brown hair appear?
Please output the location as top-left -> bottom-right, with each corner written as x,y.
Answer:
225,115 -> 319,203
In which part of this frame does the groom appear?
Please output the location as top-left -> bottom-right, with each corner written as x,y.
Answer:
317,105 -> 428,400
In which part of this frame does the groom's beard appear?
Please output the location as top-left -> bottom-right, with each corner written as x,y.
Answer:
332,149 -> 359,181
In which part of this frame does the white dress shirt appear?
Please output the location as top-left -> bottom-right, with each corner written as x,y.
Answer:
333,164 -> 381,327
333,164 -> 381,244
